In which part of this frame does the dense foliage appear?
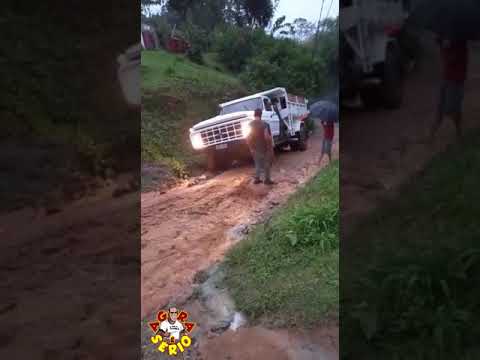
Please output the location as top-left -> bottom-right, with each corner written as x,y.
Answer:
143,0 -> 338,98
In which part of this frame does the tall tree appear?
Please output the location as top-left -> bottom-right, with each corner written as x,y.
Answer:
270,15 -> 294,36
244,0 -> 274,28
224,0 -> 247,27
166,0 -> 196,21
187,0 -> 226,31
291,18 -> 316,41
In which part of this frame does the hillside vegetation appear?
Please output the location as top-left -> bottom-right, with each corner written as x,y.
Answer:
141,1 -> 337,186
141,50 -> 246,185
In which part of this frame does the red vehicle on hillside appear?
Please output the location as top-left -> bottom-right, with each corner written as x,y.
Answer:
166,26 -> 190,54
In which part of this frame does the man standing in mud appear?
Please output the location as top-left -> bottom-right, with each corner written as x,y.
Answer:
246,108 -> 275,185
430,37 -> 468,142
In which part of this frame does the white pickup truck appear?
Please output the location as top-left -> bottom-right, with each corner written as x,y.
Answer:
189,88 -> 310,170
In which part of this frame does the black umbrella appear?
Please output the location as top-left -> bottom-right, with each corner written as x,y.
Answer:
407,0 -> 480,40
309,100 -> 338,123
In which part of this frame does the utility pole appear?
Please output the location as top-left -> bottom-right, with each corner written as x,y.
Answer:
324,0 -> 335,32
312,0 -> 325,59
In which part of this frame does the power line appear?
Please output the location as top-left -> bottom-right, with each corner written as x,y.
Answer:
325,0 -> 335,22
321,0 -> 335,34
317,0 -> 325,31
312,0 -> 325,58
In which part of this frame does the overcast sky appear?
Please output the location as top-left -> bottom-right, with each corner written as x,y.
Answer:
275,0 -> 339,24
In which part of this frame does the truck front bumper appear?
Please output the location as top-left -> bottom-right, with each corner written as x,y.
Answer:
202,140 -> 251,159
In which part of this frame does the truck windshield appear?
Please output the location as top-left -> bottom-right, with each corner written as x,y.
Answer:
220,98 -> 263,115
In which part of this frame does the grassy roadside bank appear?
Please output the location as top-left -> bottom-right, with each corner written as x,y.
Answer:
141,50 -> 246,188
225,161 -> 339,327
342,131 -> 480,360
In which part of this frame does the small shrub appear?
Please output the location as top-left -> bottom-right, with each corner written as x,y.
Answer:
184,22 -> 208,64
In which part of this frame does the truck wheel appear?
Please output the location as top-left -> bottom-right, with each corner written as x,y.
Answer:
207,151 -> 228,172
297,126 -> 308,151
382,42 -> 404,109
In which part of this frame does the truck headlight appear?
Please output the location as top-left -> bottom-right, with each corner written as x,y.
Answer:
241,121 -> 251,137
191,133 -> 204,150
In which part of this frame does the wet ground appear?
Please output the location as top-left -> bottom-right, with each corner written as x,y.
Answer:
141,126 -> 339,360
0,179 -> 140,360
141,264 -> 338,360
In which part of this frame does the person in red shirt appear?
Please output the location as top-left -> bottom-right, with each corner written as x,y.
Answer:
319,119 -> 335,164
430,37 -> 468,142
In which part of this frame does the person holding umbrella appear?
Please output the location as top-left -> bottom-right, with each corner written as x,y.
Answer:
406,0 -> 480,141
310,100 -> 338,165
429,36 -> 468,142
319,117 -> 335,165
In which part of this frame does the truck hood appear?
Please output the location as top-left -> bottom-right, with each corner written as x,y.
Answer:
191,111 -> 253,131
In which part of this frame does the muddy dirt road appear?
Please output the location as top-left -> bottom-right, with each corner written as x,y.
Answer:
141,126 -> 339,360
341,37 -> 480,234
1,180 -> 140,360
141,127 -> 338,317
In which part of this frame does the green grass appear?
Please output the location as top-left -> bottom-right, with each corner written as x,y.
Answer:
141,50 -> 246,181
202,52 -> 231,74
142,50 -> 242,94
225,161 -> 339,327
342,131 -> 480,360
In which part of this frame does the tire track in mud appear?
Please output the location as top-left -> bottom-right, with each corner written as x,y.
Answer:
141,127 -> 339,318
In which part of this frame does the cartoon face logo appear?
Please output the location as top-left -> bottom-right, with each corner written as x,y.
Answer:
148,307 -> 196,357
168,307 -> 178,323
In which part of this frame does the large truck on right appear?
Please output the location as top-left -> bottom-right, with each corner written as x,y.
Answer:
340,0 -> 414,109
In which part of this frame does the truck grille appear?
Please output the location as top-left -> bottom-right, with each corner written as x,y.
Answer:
200,121 -> 243,146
